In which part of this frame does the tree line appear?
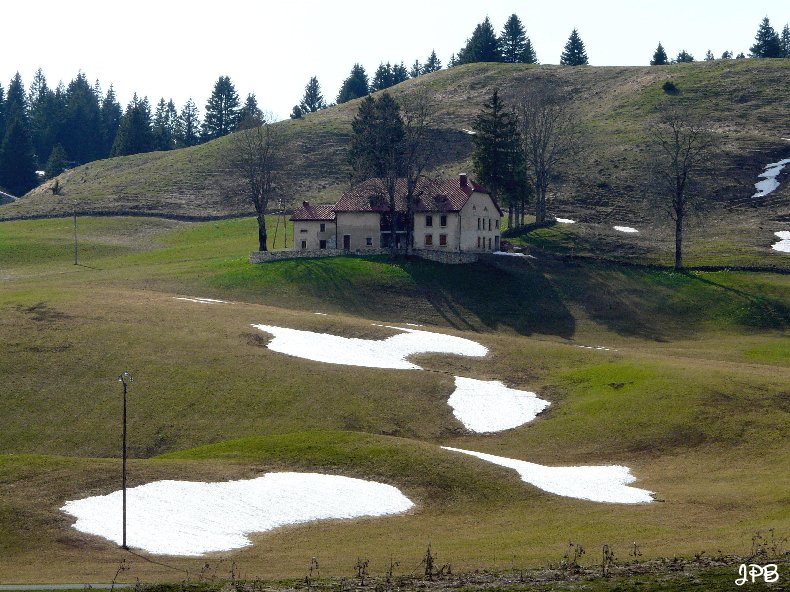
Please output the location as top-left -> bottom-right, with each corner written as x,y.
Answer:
0,70 -> 261,196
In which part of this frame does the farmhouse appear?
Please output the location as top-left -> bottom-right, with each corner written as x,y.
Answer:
292,174 -> 502,253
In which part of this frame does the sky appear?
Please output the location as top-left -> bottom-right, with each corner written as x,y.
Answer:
3,0 -> 788,121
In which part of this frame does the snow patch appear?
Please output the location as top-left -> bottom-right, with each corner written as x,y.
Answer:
575,344 -> 615,352
493,251 -> 536,258
174,297 -> 228,304
613,226 -> 639,234
772,231 -> 790,253
461,128 -> 476,135
313,312 -> 328,316
252,324 -> 487,370
442,447 -> 653,504
448,377 -> 550,433
61,473 -> 414,556
753,158 -> 790,198
555,218 -> 576,224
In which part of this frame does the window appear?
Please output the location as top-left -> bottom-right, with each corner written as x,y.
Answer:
477,236 -> 481,248
440,215 -> 447,227
301,240 -> 307,249
495,219 -> 499,229
319,223 -> 325,232
488,237 -> 491,249
366,237 -> 373,246
300,228 -> 308,233
319,240 -> 327,249
425,215 -> 433,227
439,234 -> 447,246
477,217 -> 481,230
425,234 -> 433,246
488,218 -> 492,231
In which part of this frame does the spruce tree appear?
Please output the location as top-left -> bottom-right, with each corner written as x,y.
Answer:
676,50 -> 694,63
560,28 -> 589,65
202,75 -> 241,140
500,14 -> 536,63
705,50 -> 715,61
5,73 -> 28,122
457,17 -> 501,64
63,72 -> 103,164
392,63 -> 409,85
299,77 -> 326,113
289,105 -> 304,120
176,98 -> 201,147
721,50 -> 733,59
0,112 -> 38,195
111,95 -> 153,156
372,63 -> 394,92
780,24 -> 790,57
99,85 -> 122,157
152,98 -> 178,151
239,93 -> 263,123
45,144 -> 68,179
0,83 -> 5,145
423,50 -> 442,73
650,42 -> 669,65
749,17 -> 783,58
410,60 -> 422,78
336,64 -> 369,104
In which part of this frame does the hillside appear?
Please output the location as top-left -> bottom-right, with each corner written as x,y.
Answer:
3,60 -> 789,227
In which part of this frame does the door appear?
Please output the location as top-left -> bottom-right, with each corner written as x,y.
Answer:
343,235 -> 351,250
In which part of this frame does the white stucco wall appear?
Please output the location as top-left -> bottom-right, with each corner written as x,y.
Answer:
335,212 -> 381,250
293,220 -> 336,250
414,212 -> 460,251
459,192 -> 501,252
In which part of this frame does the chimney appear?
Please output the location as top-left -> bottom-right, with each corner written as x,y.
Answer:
459,173 -> 468,186
302,200 -> 309,207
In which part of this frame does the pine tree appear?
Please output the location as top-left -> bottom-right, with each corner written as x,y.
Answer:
472,89 -> 525,226
500,14 -> 536,63
749,16 -> 783,58
736,52 -> 746,59
372,63 -> 394,92
336,64 -> 369,104
176,98 -> 201,147
447,53 -> 457,68
410,60 -> 422,78
780,24 -> 790,57
290,105 -> 304,120
423,50 -> 442,73
705,50 -> 715,61
28,69 -> 55,165
111,95 -> 154,156
63,72 -> 103,164
202,75 -> 241,140
651,42 -> 669,65
0,83 -> 5,145
721,50 -> 733,59
392,63 -> 409,85
239,93 -> 263,123
5,73 -> 28,122
0,112 -> 38,195
299,77 -> 326,113
457,16 -> 501,64
676,50 -> 694,63
45,144 -> 68,179
99,85 -> 122,157
152,98 -> 177,151
560,28 -> 589,65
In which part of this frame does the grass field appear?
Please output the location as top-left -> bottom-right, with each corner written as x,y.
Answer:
0,215 -> 788,584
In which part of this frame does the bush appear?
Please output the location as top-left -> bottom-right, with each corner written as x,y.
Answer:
662,81 -> 679,95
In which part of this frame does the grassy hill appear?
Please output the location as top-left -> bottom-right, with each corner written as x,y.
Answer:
0,216 -> 788,582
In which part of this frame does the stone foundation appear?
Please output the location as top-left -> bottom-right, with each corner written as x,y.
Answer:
249,248 -> 479,265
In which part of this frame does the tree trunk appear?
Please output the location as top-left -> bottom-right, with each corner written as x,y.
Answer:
508,203 -> 513,230
257,214 -> 268,252
674,213 -> 683,270
535,188 -> 547,224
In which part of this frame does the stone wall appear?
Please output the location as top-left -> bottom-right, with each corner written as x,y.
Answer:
250,248 -> 478,265
411,249 -> 479,264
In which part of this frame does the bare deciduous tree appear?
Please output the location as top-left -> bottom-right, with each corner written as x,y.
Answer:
235,113 -> 281,251
517,81 -> 579,224
648,108 -> 715,270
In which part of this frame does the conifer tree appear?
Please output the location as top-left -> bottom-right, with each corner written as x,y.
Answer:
721,50 -> 733,59
676,50 -> 694,63
560,28 -> 589,65
99,85 -> 122,157
202,75 -> 241,140
5,73 -> 28,122
392,63 -> 409,85
45,144 -> 68,179
111,95 -> 154,156
651,42 -> 669,65
372,63 -> 395,92
152,98 -> 177,151
239,93 -> 263,123
0,83 -> 5,145
336,64 -> 369,103
299,77 -> 326,113
0,112 -> 38,195
457,16 -> 501,64
410,60 -> 422,78
704,50 -> 715,61
500,14 -> 536,63
176,98 -> 201,147
780,24 -> 790,57
472,89 -> 526,227
289,105 -> 304,120
423,50 -> 442,73
749,16 -> 783,58
63,72 -> 103,164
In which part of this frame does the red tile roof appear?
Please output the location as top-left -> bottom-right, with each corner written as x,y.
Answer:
334,175 -> 501,215
290,201 -> 336,221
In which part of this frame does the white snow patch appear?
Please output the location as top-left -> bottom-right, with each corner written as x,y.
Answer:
493,251 -> 536,258
252,324 -> 487,370
442,447 -> 653,504
772,231 -> 790,253
61,472 -> 414,556
613,226 -> 639,234
555,218 -> 576,224
461,128 -> 476,135
447,377 -> 550,433
575,344 -> 615,352
753,158 -> 790,198
314,312 -> 328,316
405,322 -> 424,327
174,297 -> 228,304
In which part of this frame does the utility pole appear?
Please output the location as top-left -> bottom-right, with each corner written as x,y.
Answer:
118,371 -> 132,550
73,202 -> 78,265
